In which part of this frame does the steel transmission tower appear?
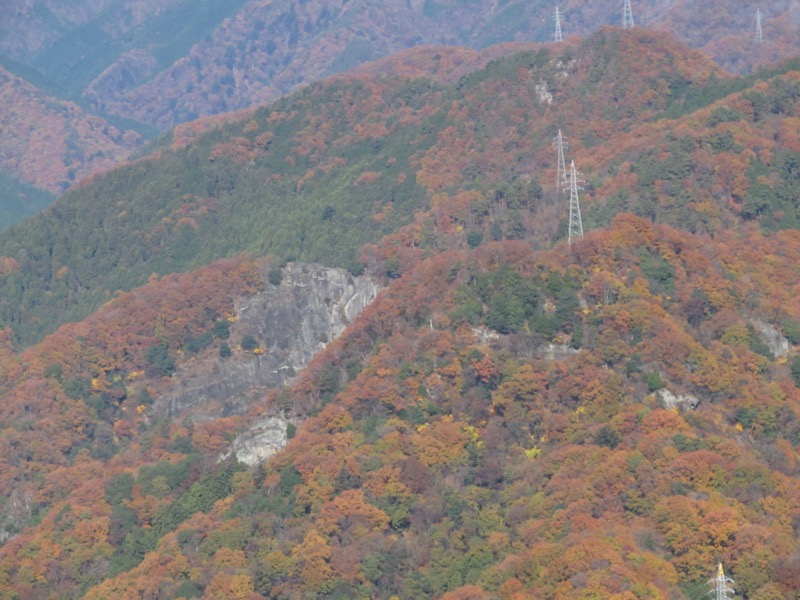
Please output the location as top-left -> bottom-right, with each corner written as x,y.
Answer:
567,160 -> 584,245
554,5 -> 564,42
712,563 -> 735,600
756,9 -> 764,43
623,0 -> 635,29
553,129 -> 568,192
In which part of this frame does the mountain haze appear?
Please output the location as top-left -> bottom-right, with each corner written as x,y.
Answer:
0,66 -> 142,196
4,0 -> 797,131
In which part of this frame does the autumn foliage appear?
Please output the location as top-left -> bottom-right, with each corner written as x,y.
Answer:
1,27 -> 800,600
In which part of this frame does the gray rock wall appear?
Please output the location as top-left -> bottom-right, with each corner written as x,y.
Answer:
155,262 -> 379,420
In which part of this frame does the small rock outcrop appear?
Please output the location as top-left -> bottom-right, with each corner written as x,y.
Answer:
750,319 -> 790,359
155,262 -> 379,419
657,389 -> 700,411
220,416 -> 292,467
539,343 -> 580,361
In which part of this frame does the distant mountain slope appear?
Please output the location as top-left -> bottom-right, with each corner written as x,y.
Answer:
2,0 -> 798,131
650,0 -> 800,73
81,0 -> 800,129
2,0 -> 797,217
0,65 -> 142,207
0,0 -> 247,100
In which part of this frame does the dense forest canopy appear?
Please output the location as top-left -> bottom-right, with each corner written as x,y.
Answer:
1,215 -> 800,598
2,29 -> 800,348
0,24 -> 799,600
2,0 -> 798,223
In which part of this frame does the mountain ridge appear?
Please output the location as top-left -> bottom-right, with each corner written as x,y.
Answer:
3,0 -> 798,226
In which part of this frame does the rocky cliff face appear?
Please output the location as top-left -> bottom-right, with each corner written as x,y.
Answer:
751,319 -> 790,359
154,262 -> 379,420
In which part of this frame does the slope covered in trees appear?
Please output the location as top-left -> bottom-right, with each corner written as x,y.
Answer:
3,0 -> 797,224
3,28 -> 800,349
1,27 -> 800,599
3,0 -> 797,132
1,215 -> 799,598
0,66 -> 142,222
0,255 -> 261,540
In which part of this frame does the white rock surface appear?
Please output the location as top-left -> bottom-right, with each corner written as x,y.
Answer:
657,389 -> 699,411
221,416 -> 291,467
750,319 -> 790,358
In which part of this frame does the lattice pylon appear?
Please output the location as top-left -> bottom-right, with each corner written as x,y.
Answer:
711,562 -> 735,600
553,129 -> 568,193
568,160 -> 584,245
623,0 -> 635,29
554,5 -> 564,42
756,8 -> 764,43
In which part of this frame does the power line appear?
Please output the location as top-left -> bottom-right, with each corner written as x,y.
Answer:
553,129 -> 568,192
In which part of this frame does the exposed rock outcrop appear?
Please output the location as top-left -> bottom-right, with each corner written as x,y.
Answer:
538,343 -> 580,361
155,262 -> 379,420
750,319 -> 790,359
220,415 -> 293,467
656,389 -> 700,411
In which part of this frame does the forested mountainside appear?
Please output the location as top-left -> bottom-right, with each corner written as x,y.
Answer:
0,66 -> 142,199
1,216 -> 800,599
3,28 -> 800,349
0,26 -> 800,599
2,0 -> 797,222
2,0 -> 797,131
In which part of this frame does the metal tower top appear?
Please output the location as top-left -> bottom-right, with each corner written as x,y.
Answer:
756,8 -> 764,43
554,5 -> 564,42
623,0 -> 635,29
713,562 -> 735,600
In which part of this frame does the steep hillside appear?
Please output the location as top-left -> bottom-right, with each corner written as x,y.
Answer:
0,256 -> 261,535
1,216 -> 799,598
3,0 -> 797,217
0,65 -> 142,214
78,0 -> 800,130
4,28 -> 800,350
0,0 -> 246,100
1,27 -> 800,600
